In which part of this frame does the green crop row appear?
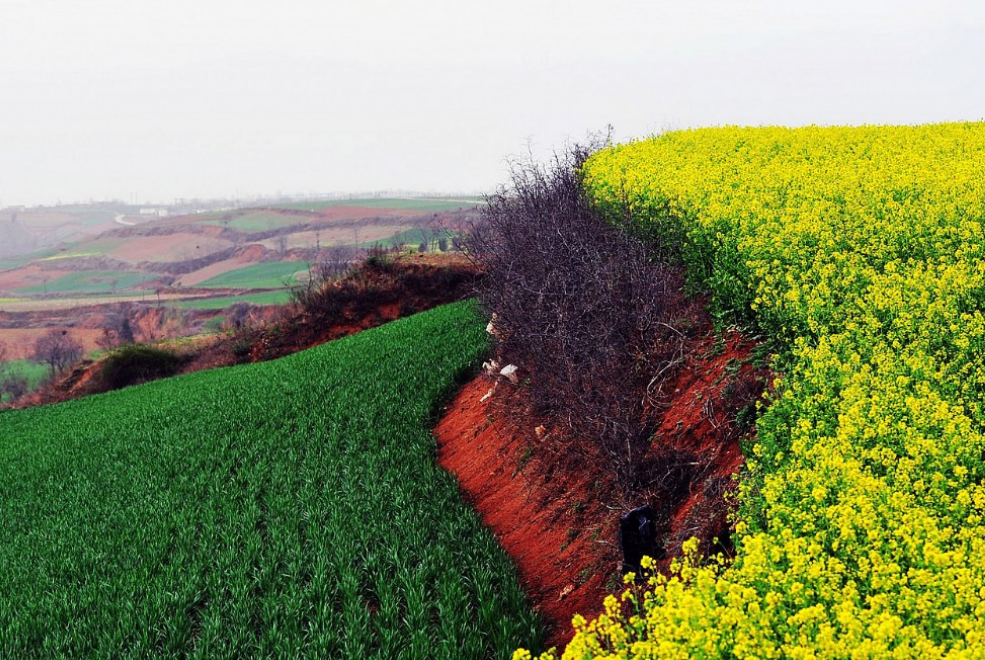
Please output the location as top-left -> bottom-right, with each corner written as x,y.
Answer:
0,301 -> 542,658
520,124 -> 985,659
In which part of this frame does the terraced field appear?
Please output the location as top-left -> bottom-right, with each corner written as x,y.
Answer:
277,198 -> 482,213
196,210 -> 302,232
13,270 -> 159,295
172,290 -> 293,309
0,302 -> 541,658
196,261 -> 311,289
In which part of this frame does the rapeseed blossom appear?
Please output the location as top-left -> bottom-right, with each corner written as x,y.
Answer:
522,124 -> 985,659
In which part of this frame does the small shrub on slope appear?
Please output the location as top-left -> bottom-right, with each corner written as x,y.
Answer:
99,344 -> 182,391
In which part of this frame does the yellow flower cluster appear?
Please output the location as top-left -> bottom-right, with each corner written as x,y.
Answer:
521,124 -> 985,659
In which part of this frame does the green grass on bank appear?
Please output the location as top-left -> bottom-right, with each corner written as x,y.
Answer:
0,301 -> 542,659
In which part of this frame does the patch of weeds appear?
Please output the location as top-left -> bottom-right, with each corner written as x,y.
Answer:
479,413 -> 495,432
750,338 -> 778,369
560,530 -> 579,553
511,445 -> 534,478
735,401 -> 759,434
605,572 -> 622,592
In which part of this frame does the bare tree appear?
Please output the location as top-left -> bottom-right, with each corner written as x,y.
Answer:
33,329 -> 84,379
119,313 -> 135,345
319,245 -> 359,280
288,246 -> 360,309
420,227 -> 431,253
275,233 -> 289,256
226,302 -> 253,330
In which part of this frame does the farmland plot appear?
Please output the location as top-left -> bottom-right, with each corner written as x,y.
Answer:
0,301 -> 541,659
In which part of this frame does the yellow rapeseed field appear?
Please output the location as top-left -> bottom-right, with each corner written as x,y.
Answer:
521,124 -> 985,659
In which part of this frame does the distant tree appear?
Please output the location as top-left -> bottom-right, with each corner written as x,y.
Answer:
33,329 -> 84,379
437,236 -> 448,252
97,327 -> 117,352
227,302 -> 253,330
275,234 -> 289,256
418,228 -> 431,253
119,314 -> 135,345
97,307 -> 136,350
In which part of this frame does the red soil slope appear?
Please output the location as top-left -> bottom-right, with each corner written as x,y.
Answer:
435,330 -> 767,650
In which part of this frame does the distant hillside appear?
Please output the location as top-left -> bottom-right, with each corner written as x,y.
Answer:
0,198 -> 479,313
0,215 -> 37,257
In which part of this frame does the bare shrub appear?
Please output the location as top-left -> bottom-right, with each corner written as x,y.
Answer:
1,373 -> 29,402
290,246 -> 370,310
99,344 -> 182,391
319,245 -> 361,280
0,340 -> 29,402
467,139 -> 696,490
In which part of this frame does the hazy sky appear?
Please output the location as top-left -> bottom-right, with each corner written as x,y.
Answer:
1,0 -> 983,207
